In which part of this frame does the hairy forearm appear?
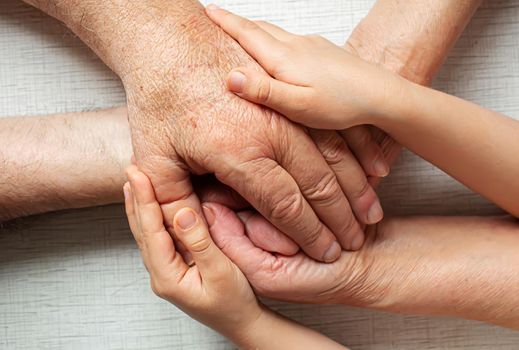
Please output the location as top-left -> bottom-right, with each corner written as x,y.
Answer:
23,0 -> 213,79
0,108 -> 131,221
346,0 -> 481,85
362,215 -> 519,329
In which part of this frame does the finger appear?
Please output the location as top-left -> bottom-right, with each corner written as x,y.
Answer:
221,156 -> 341,262
311,129 -> 383,230
126,165 -> 186,275
227,67 -> 313,122
173,206 -> 230,282
277,126 -> 366,252
133,147 -> 199,265
124,181 -> 143,249
204,203 -> 277,281
254,20 -> 295,41
206,5 -> 284,73
237,210 -> 299,255
341,126 -> 389,178
126,165 -> 169,237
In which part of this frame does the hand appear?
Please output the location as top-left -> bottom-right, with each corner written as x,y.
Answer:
204,202 -> 391,306
206,5 -> 403,131
122,4 -> 386,259
123,165 -> 263,341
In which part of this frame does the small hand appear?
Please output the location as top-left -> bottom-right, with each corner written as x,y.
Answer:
123,166 -> 262,341
206,5 -> 401,130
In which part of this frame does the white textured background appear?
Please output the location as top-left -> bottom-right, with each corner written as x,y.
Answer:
1,0 -> 519,349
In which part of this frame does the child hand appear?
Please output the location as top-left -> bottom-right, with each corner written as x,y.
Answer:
123,165 -> 262,343
206,5 -> 403,130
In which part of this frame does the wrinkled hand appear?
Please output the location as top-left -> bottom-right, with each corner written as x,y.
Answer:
204,202 -> 391,306
122,6 -> 385,260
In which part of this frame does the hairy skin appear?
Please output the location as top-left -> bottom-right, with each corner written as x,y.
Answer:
24,0 -> 382,260
0,108 -> 131,221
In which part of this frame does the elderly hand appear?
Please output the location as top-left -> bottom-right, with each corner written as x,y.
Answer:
119,4 -> 388,259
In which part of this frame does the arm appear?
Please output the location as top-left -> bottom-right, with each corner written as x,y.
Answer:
342,0 -> 482,173
124,166 -> 348,349
0,108 -> 131,221
207,203 -> 519,330
374,80 -> 519,217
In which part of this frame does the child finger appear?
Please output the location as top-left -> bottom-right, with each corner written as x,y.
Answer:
173,207 -> 230,282
227,67 -> 313,123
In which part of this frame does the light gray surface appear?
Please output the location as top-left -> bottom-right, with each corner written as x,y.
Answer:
1,0 -> 519,349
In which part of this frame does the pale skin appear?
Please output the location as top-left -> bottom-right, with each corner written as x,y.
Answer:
124,165 -> 348,349
207,5 -> 519,218
6,0 -> 518,343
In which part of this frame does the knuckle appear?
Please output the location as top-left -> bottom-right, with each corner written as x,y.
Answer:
350,179 -> 371,201
150,279 -> 168,299
300,225 -> 322,249
254,77 -> 272,103
242,19 -> 259,33
317,133 -> 348,166
187,234 -> 212,254
305,172 -> 341,204
269,192 -> 305,225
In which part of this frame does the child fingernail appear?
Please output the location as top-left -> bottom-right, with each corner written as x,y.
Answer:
228,71 -> 246,93
374,158 -> 389,177
202,204 -> 216,226
176,208 -> 198,230
367,201 -> 383,224
206,4 -> 220,11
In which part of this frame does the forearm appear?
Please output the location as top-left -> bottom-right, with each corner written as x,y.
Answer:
235,307 -> 347,350
361,215 -> 519,329
345,0 -> 481,167
23,0 -> 212,79
0,108 -> 131,221
377,82 -> 519,217
346,0 -> 481,85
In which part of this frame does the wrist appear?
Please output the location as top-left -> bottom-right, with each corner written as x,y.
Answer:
228,304 -> 274,349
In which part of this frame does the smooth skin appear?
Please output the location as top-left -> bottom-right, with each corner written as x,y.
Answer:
124,165 -> 348,350
207,5 -> 519,218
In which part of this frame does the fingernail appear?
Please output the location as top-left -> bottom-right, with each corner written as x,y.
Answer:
206,4 -> 220,11
367,201 -> 383,224
202,204 -> 216,226
350,233 -> 365,251
175,208 -> 198,230
373,157 -> 390,177
123,182 -> 130,200
228,71 -> 246,93
323,241 -> 341,263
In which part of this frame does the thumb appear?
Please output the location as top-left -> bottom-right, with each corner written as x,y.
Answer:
173,207 -> 229,281
227,67 -> 311,121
